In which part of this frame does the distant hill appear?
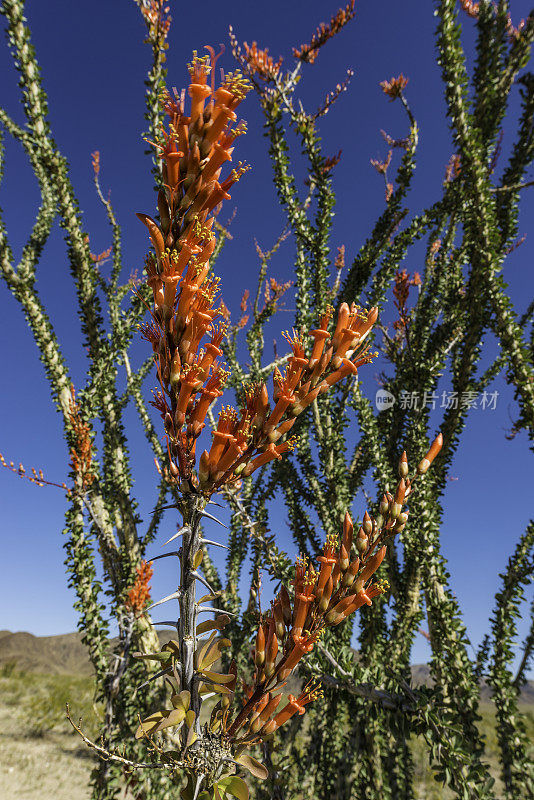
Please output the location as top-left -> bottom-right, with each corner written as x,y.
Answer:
0,629 -> 175,677
1,630 -> 533,703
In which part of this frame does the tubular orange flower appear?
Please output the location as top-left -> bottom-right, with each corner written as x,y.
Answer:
292,566 -> 316,640
271,681 -> 323,730
316,534 -> 338,597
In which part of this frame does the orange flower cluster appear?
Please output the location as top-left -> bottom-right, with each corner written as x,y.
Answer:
136,441 -> 442,755
138,55 -> 378,496
380,74 -> 409,101
137,51 -> 252,492
68,386 -> 95,492
393,269 -> 422,334
458,0 -> 480,18
218,509 -> 394,743
125,560 -> 154,615
292,1 -> 356,64
197,303 -> 378,491
263,276 -> 292,311
322,149 -> 343,174
370,150 -> 392,176
393,269 -> 422,311
242,41 -> 282,80
219,435 -> 443,745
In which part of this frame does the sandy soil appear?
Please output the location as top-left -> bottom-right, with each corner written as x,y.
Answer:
0,700 -> 93,800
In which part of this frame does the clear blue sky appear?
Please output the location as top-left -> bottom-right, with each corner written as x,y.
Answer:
0,0 -> 532,675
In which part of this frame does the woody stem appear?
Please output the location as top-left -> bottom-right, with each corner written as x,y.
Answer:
178,493 -> 205,744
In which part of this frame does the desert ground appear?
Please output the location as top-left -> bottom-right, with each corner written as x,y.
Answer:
0,668 -> 93,799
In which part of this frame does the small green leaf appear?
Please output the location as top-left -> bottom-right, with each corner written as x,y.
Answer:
162,640 -> 181,657
216,775 -> 249,800
196,615 -> 231,635
135,710 -> 165,738
133,651 -> 170,664
154,706 -> 186,732
197,592 -> 218,604
184,710 -> 198,748
171,689 -> 191,711
198,669 -> 235,684
200,638 -> 232,669
194,631 -> 217,669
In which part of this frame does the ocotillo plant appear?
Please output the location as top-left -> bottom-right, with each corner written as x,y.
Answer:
67,65 -> 443,793
1,2 -> 534,800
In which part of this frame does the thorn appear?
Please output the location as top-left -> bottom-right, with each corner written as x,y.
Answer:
148,551 -> 180,562
145,590 -> 181,612
197,606 -> 237,616
152,502 -> 181,514
162,525 -> 190,546
191,571 -> 218,594
192,774 -> 205,800
207,499 -> 224,508
200,538 -> 229,550
200,510 -> 228,528
137,666 -> 173,690
151,620 -> 179,628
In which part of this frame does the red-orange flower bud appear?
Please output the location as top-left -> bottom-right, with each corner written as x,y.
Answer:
417,433 -> 443,475
255,625 -> 266,667
357,545 -> 387,586
342,558 -> 360,588
342,511 -> 354,552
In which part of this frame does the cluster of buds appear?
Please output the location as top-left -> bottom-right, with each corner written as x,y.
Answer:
125,560 -> 154,615
209,436 -> 443,745
138,0 -> 171,42
292,0 -> 356,64
379,74 -> 409,101
242,41 -> 283,81
137,53 -> 379,498
67,385 -> 95,492
393,268 -> 422,335
198,304 -> 378,491
0,453 -> 68,492
137,50 -> 251,492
